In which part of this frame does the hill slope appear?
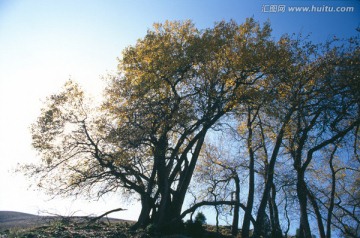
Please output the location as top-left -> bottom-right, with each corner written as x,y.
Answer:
0,211 -> 45,230
0,211 -> 128,231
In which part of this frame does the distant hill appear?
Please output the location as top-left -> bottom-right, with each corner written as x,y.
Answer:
0,211 -> 45,230
0,211 -> 129,231
0,211 -> 38,222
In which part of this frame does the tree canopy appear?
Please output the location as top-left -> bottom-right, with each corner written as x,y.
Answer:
23,18 -> 360,237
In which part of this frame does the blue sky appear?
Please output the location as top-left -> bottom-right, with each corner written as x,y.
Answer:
0,0 -> 359,221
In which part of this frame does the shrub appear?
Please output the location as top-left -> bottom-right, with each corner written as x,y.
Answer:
194,212 -> 206,225
184,212 -> 207,237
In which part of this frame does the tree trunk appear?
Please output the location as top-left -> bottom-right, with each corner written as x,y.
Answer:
215,204 -> 220,234
307,188 -> 326,238
326,146 -> 337,238
269,183 -> 283,238
153,134 -> 172,229
242,108 -> 256,238
242,160 -> 254,238
253,110 -> 293,237
282,187 -> 291,238
296,171 -> 312,238
157,133 -> 206,232
132,195 -> 153,230
232,175 -> 240,236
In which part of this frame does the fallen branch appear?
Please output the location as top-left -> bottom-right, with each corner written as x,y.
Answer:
89,207 -> 127,223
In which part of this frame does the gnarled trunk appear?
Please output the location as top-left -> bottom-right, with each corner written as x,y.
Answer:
132,194 -> 153,230
153,133 -> 206,233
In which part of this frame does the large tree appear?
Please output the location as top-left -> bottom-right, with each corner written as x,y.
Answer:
25,18 -> 279,231
23,18 -> 359,237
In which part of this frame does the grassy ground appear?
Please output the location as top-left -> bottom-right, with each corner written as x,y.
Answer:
0,211 -> 236,238
0,221 -> 237,238
1,221 -> 144,238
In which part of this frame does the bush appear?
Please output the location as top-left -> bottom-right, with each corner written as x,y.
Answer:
194,212 -> 206,225
184,212 -> 207,237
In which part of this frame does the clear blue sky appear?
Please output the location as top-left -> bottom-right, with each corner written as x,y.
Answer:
0,0 -> 359,221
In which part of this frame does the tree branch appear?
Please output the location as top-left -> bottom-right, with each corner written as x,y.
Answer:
89,208 -> 127,223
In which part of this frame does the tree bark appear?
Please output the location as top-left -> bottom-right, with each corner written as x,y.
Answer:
296,171 -> 312,238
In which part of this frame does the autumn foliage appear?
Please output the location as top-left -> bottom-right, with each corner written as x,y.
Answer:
23,18 -> 360,237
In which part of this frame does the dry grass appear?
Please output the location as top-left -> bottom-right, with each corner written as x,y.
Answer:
0,211 -> 238,238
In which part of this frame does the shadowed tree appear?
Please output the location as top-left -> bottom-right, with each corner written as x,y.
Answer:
21,18 -> 359,236
253,35 -> 360,238
23,18 -> 279,232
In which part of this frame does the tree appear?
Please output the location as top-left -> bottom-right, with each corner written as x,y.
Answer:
193,141 -> 244,236
251,34 -> 360,238
282,37 -> 360,238
24,18 -> 279,232
23,18 -> 359,236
